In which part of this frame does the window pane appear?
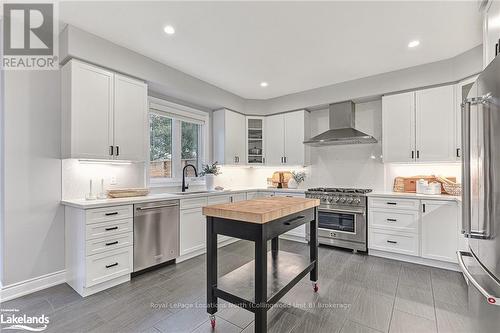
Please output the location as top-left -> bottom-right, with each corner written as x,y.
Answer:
149,113 -> 172,178
181,121 -> 200,177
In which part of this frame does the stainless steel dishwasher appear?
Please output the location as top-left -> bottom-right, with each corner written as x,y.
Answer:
133,200 -> 179,272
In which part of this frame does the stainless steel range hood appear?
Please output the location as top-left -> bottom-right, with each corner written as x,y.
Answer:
303,101 -> 377,146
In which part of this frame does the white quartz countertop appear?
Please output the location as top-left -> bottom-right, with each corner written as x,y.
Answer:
60,187 -> 306,209
367,191 -> 461,202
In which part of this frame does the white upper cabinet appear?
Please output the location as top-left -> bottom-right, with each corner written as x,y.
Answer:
62,59 -> 148,161
62,60 -> 114,159
382,92 -> 415,163
113,74 -> 148,161
246,117 -> 265,165
213,109 -> 246,165
382,85 -> 456,163
483,0 -> 500,68
265,114 -> 285,165
284,110 -> 310,165
265,110 -> 310,166
421,200 -> 458,263
415,85 -> 455,162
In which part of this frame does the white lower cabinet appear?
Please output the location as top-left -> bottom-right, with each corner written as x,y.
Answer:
180,207 -> 206,256
179,197 -> 207,258
65,205 -> 134,297
368,196 -> 460,268
421,200 -> 458,263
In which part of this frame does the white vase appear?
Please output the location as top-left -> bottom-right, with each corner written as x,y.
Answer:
205,174 -> 215,191
288,178 -> 298,189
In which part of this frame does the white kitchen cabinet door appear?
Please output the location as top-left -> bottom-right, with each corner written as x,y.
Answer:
113,74 -> 148,161
246,192 -> 259,200
284,110 -> 309,165
265,114 -> 285,165
415,85 -> 455,162
180,207 -> 206,256
382,92 -> 415,163
213,109 -> 246,165
483,0 -> 500,68
63,60 -> 114,159
421,200 -> 458,263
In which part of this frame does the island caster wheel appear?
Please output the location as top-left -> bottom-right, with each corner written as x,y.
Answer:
209,315 -> 216,329
313,282 -> 319,292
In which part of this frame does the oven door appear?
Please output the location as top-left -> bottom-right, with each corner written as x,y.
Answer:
317,207 -> 366,243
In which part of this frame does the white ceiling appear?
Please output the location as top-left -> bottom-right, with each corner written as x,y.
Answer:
60,1 -> 482,100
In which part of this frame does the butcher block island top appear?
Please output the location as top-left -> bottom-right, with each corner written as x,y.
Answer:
202,196 -> 320,223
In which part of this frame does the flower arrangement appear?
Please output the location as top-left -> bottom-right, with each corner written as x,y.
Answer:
291,171 -> 306,184
200,161 -> 221,176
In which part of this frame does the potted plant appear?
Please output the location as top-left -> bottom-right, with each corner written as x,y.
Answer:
200,161 -> 221,191
288,171 -> 306,189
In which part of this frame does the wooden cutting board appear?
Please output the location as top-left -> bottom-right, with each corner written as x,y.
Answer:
202,197 -> 320,224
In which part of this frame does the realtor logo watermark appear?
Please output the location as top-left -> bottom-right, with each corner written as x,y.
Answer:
1,308 -> 49,331
2,1 -> 58,70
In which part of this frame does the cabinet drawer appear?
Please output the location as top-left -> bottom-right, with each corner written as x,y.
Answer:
86,246 -> 132,287
369,210 -> 419,233
86,205 -> 133,224
369,198 -> 419,211
180,197 -> 207,210
207,195 -> 231,205
274,192 -> 306,198
369,229 -> 419,256
86,232 -> 133,256
85,218 -> 133,240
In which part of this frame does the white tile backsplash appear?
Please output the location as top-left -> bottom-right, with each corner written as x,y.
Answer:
62,159 -> 146,200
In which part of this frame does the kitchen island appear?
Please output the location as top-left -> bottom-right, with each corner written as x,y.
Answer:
202,196 -> 320,332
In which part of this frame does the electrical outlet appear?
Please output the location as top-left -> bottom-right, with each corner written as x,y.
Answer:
110,176 -> 117,185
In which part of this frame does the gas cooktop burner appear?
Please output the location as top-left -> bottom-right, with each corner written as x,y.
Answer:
306,187 -> 373,194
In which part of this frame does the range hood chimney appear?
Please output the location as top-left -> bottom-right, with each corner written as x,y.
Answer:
303,101 -> 377,146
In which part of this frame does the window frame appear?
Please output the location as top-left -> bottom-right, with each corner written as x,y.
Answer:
148,97 -> 209,187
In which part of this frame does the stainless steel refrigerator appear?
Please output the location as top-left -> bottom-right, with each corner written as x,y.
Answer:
459,54 -> 500,332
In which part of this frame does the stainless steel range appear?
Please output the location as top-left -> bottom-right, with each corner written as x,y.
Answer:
305,187 -> 372,252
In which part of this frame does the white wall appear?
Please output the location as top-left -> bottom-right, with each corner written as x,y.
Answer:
2,70 -> 64,286
61,160 -> 146,200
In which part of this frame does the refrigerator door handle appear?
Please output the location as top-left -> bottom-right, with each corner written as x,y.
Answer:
457,251 -> 500,306
461,101 -> 471,237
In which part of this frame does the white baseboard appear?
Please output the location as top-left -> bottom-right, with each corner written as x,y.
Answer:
0,270 -> 66,302
369,249 -> 460,271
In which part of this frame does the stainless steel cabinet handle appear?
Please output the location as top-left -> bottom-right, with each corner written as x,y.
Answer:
457,251 -> 500,306
136,204 -> 179,211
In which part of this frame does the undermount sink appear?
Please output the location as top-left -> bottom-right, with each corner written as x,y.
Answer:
173,190 -> 211,195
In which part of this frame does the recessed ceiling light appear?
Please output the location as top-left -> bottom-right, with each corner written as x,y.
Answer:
408,40 -> 420,48
260,82 -> 268,87
164,25 -> 175,35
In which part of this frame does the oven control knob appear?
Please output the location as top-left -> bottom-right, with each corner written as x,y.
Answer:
354,198 -> 361,204
333,196 -> 340,202
339,197 -> 346,203
346,197 -> 353,204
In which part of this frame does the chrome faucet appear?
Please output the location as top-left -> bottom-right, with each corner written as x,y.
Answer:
182,164 -> 198,192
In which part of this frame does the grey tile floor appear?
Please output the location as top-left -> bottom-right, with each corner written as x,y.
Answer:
1,240 -> 473,333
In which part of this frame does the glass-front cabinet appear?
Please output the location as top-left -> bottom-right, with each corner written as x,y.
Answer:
246,117 -> 265,164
